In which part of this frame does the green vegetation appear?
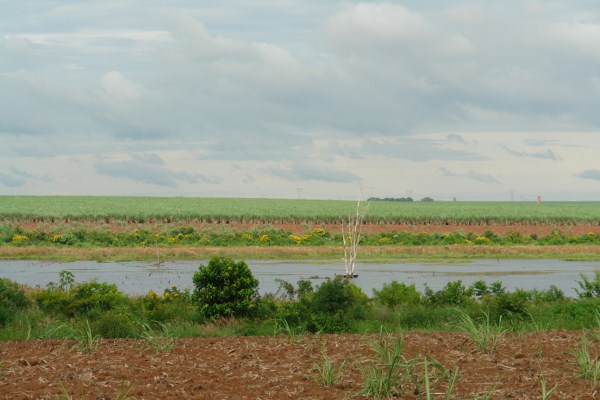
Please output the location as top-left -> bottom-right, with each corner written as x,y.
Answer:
2,261 -> 600,342
2,195 -> 600,225
2,224 -> 600,250
192,256 -> 259,319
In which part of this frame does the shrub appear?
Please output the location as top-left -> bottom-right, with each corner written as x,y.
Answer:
483,289 -> 532,319
298,277 -> 368,333
424,280 -> 474,306
0,278 -> 30,325
309,277 -> 367,315
94,311 -> 138,338
192,256 -> 259,319
35,290 -> 72,316
0,278 -> 29,310
576,269 -> 600,298
373,281 -> 420,307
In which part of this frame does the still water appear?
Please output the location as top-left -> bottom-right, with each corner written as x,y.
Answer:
1,259 -> 599,297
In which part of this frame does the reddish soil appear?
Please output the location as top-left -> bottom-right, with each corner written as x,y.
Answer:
9,219 -> 600,237
1,331 -> 598,399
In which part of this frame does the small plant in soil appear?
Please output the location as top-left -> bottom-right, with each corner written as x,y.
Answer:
574,338 -> 600,382
275,318 -> 306,344
65,320 -> 100,354
138,322 -> 178,353
455,310 -> 506,352
313,350 -> 347,387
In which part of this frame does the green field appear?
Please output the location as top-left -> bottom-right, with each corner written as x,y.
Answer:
2,196 -> 600,224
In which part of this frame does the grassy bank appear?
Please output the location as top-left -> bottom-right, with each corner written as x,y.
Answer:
2,244 -> 600,262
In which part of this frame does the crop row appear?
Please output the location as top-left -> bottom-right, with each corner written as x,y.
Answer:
2,225 -> 600,247
2,196 -> 600,225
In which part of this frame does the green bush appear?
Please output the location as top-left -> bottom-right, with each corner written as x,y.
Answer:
192,256 -> 259,319
483,289 -> 531,319
0,278 -> 29,310
575,269 -> 600,298
94,311 -> 138,338
424,280 -> 474,306
35,289 -> 72,315
373,281 -> 420,307
0,278 -> 30,325
309,277 -> 367,315
70,281 -> 131,317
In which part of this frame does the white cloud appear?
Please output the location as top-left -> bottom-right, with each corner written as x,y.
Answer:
1,1 -> 600,199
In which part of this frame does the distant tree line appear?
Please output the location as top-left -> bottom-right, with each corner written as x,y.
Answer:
367,197 -> 414,202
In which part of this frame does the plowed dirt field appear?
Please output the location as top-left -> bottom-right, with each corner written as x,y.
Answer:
1,331 -> 598,399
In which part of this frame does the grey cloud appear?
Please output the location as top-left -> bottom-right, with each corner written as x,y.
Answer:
447,134 -> 466,143
0,171 -> 26,187
94,153 -> 221,187
505,147 -> 563,160
328,138 -> 487,162
438,167 -> 498,183
577,169 -> 600,181
264,162 -> 359,183
0,166 -> 55,187
468,170 -> 500,184
438,167 -> 458,177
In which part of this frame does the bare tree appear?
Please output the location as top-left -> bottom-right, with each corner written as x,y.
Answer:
341,195 -> 369,278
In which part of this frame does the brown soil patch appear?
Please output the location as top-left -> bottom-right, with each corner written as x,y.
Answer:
8,219 -> 600,237
1,331 -> 597,399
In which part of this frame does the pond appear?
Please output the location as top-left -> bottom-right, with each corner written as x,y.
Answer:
1,259 -> 599,298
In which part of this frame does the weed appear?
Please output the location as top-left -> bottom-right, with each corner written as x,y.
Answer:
574,338 -> 600,382
585,310 -> 600,342
422,357 -> 459,400
455,310 -> 506,352
138,322 -> 178,353
356,328 -> 410,399
65,320 -> 100,354
314,350 -> 347,387
538,361 -> 558,400
275,318 -> 306,344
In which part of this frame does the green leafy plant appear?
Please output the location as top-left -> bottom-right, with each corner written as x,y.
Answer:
455,310 -> 506,352
138,322 -> 178,353
372,280 -> 420,307
574,338 -> 600,382
192,256 -> 259,319
0,278 -> 30,326
58,270 -> 75,291
314,350 -> 347,387
275,318 -> 306,344
575,269 -> 600,298
538,363 -> 558,400
356,329 -> 409,399
69,320 -> 100,354
585,310 -> 600,342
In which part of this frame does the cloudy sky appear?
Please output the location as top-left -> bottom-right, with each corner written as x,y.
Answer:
1,1 -> 600,201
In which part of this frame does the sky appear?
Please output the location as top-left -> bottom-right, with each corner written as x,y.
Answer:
1,1 -> 600,201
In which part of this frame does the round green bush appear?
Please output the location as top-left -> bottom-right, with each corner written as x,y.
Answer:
192,256 -> 259,319
0,278 -> 30,325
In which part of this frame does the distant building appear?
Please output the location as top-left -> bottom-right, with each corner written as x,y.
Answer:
420,197 -> 434,202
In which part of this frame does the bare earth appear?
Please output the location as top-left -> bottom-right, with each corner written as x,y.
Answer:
1,331 -> 598,399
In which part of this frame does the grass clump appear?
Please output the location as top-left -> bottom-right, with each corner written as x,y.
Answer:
455,310 -> 506,352
574,338 -> 600,382
138,322 -> 178,353
314,350 -> 347,387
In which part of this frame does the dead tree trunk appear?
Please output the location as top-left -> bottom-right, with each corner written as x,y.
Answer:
341,196 -> 369,278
